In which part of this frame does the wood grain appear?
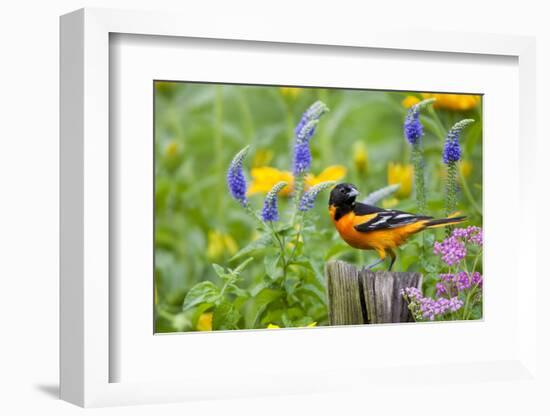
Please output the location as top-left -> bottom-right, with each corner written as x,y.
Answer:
325,260 -> 422,325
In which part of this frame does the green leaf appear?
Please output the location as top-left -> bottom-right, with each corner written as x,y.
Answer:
182,281 -> 220,311
292,257 -> 324,286
230,234 -> 273,261
212,264 -> 227,279
212,302 -> 241,330
281,313 -> 293,328
264,253 -> 280,280
228,283 -> 249,299
246,287 -> 283,328
324,243 -> 351,260
295,283 -> 327,305
277,224 -> 296,237
233,256 -> 254,274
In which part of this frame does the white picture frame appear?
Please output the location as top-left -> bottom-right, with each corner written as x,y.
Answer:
60,7 -> 539,408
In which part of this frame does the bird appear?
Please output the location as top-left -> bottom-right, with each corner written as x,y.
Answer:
328,183 -> 466,270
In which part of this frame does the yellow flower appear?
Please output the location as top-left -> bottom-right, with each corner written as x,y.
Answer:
252,149 -> 274,168
206,230 -> 238,260
459,160 -> 473,178
420,93 -> 480,111
305,165 -> 347,187
402,95 -> 421,108
267,323 -> 280,329
381,197 -> 399,209
248,165 -> 346,196
279,87 -> 302,99
196,312 -> 213,331
247,167 -> 294,196
352,141 -> 368,174
387,162 -> 413,199
164,140 -> 179,158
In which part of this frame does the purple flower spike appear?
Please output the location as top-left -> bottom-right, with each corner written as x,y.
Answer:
227,145 -> 250,206
443,119 -> 474,165
261,181 -> 287,222
294,100 -> 329,136
293,101 -> 329,175
403,98 -> 434,145
299,181 -> 335,212
404,107 -> 423,144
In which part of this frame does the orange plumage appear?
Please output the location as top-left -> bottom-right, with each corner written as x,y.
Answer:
329,205 -> 427,258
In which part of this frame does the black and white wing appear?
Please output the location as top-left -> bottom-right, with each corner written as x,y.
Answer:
353,202 -> 432,232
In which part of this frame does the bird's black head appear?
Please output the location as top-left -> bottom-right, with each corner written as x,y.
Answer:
329,183 -> 359,209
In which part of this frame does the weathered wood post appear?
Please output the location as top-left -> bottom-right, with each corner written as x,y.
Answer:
325,260 -> 422,325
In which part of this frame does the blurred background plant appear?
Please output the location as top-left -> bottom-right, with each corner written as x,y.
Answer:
154,82 -> 482,332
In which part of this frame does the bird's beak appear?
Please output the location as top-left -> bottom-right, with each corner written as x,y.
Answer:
347,188 -> 359,198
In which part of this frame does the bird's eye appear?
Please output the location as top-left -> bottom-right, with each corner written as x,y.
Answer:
340,188 -> 346,194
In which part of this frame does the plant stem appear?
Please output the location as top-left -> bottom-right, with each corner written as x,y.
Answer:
412,142 -> 426,254
287,213 -> 303,265
268,222 -> 288,282
445,161 -> 458,236
292,173 -> 305,222
412,143 -> 426,215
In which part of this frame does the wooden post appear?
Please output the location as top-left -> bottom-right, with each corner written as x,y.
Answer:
325,260 -> 422,325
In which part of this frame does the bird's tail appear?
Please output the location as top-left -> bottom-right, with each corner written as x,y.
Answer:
425,213 -> 467,229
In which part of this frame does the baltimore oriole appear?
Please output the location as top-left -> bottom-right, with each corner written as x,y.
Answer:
329,183 -> 466,270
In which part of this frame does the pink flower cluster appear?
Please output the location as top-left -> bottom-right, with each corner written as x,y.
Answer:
452,226 -> 483,246
435,271 -> 483,297
401,287 -> 463,321
433,226 -> 483,265
433,236 -> 466,265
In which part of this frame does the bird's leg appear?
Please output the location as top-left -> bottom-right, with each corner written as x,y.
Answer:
387,249 -> 397,271
365,258 -> 385,270
366,250 -> 386,270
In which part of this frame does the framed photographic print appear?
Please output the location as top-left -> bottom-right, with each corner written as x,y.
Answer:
60,7 -> 539,408
152,81 -> 483,333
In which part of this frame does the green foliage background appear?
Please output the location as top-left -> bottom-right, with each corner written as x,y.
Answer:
154,82 -> 483,332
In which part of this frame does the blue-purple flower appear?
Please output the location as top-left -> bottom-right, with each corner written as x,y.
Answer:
227,145 -> 250,206
404,107 -> 423,145
403,98 -> 434,145
299,181 -> 335,212
294,100 -> 328,137
443,119 -> 474,164
261,181 -> 288,222
293,101 -> 329,175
